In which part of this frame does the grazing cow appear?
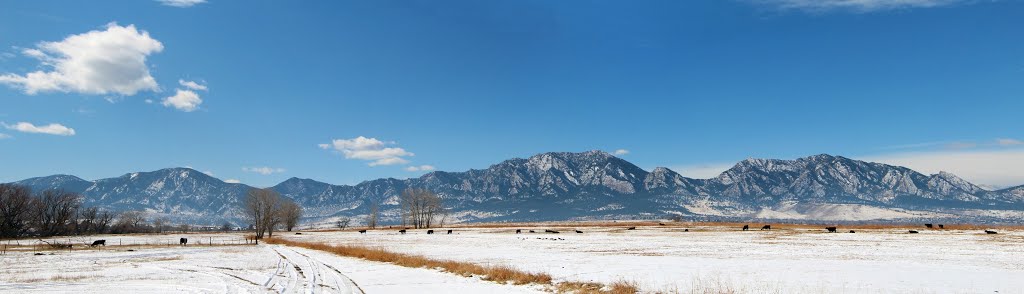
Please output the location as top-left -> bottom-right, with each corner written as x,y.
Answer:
447,230 -> 453,234
90,240 -> 106,247
925,224 -> 933,229
627,227 -> 636,230
529,230 -> 535,233
849,230 -> 856,233
399,229 -> 407,234
761,225 -> 771,231
516,229 -> 521,234
358,230 -> 367,234
545,229 -> 560,233
825,226 -> 837,233
427,230 -> 434,234
295,232 -> 302,235
908,230 -> 919,234
742,225 -> 749,231
938,224 -> 945,229
659,223 -> 666,226
179,238 -> 188,246
985,230 -> 998,234
575,230 -> 583,234
684,229 -> 689,232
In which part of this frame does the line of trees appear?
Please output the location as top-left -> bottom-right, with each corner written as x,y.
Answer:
1,184 -> 119,238
399,188 -> 447,229
244,188 -> 302,239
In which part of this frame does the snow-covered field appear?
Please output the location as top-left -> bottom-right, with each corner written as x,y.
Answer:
0,234 -> 544,294
280,225 -> 1024,293
2,225 -> 1023,293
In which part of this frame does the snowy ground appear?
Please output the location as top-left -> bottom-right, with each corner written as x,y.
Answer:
0,234 -> 544,294
279,225 -> 1024,293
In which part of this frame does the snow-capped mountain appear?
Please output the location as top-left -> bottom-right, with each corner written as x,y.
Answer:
9,151 -> 1024,224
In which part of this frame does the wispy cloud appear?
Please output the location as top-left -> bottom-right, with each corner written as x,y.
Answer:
224,179 -> 241,184
319,136 -> 415,166
883,138 -> 1021,151
404,165 -> 436,172
3,122 -> 76,136
751,0 -> 980,13
242,166 -> 285,175
613,149 -> 630,156
156,0 -> 207,8
996,138 -> 1023,146
0,133 -> 10,139
862,148 -> 1024,188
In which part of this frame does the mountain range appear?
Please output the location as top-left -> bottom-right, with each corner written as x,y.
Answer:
9,151 -> 1024,225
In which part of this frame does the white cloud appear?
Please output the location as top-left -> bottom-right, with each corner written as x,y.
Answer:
0,133 -> 10,139
754,0 -> 973,13
144,99 -> 154,104
242,166 -> 285,175
996,138 -> 1023,146
0,23 -> 163,96
613,149 -> 630,156
203,170 -> 215,176
319,136 -> 415,166
224,179 -> 241,184
405,165 -> 436,172
3,122 -> 76,136
861,149 -> 1024,188
161,89 -> 202,112
157,0 -> 207,8
179,79 -> 207,91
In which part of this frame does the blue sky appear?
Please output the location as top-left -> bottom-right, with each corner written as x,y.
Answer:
1,0 -> 1022,188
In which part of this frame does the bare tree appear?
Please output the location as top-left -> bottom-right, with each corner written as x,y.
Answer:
113,210 -> 147,233
366,201 -> 380,229
399,188 -> 444,229
76,207 -> 99,235
281,201 -> 302,231
221,221 -> 232,232
152,216 -> 169,233
95,210 -> 114,234
245,188 -> 284,239
0,184 -> 33,238
31,189 -> 81,237
336,217 -> 350,230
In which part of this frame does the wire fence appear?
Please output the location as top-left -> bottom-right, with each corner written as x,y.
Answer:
1,236 -> 256,254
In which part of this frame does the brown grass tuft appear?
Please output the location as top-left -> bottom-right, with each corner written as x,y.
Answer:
265,238 -> 635,293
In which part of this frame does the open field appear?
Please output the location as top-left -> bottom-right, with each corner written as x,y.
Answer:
2,223 -> 1023,293
282,223 -> 1024,293
0,233 -> 546,294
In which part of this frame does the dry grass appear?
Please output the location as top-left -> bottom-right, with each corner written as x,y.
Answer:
265,238 -> 637,293
9,274 -> 96,283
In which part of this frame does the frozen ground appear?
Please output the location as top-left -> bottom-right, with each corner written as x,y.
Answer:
0,234 -> 544,294
279,225 -> 1024,293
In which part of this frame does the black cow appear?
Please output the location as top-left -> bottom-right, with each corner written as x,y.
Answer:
742,225 -> 749,231
908,230 -> 919,234
179,238 -> 188,246
90,240 -> 106,247
849,230 -> 856,233
761,225 -> 771,231
825,226 -> 837,233
985,230 -> 998,234
447,230 -> 452,234
684,229 -> 689,232
358,230 -> 367,234
627,227 -> 636,230
529,230 -> 535,233
938,224 -> 945,229
545,229 -> 560,233
427,230 -> 434,234
516,229 -> 521,234
925,224 -> 933,229
575,230 -> 583,233
659,223 -> 666,226
399,229 -> 407,234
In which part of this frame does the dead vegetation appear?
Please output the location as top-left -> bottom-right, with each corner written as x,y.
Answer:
265,238 -> 638,293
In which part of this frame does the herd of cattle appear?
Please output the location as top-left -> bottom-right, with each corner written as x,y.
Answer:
357,223 -> 1002,236
72,224 -> 1003,248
